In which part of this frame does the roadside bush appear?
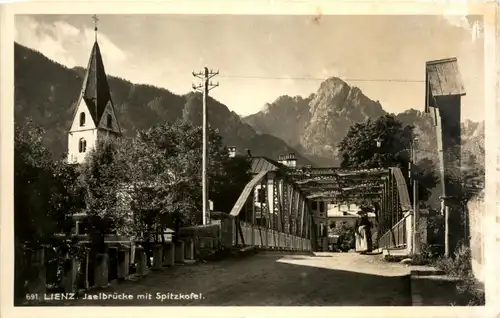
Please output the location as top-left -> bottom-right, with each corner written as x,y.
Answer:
409,243 -> 441,265
434,243 -> 472,277
433,243 -> 484,306
333,225 -> 355,252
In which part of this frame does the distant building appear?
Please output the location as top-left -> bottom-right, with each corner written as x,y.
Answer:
278,153 -> 297,168
228,146 -> 237,158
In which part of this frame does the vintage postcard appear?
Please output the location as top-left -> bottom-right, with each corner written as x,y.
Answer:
1,1 -> 498,317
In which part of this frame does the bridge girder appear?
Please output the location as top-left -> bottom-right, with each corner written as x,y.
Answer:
285,167 -> 391,205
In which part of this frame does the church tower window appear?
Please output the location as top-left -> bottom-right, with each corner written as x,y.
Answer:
106,114 -> 112,129
80,112 -> 86,126
79,138 -> 87,153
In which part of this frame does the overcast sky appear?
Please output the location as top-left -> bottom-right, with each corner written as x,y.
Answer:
15,14 -> 484,121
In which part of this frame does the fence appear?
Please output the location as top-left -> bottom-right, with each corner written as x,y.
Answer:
15,239 -> 135,305
16,213 -> 312,304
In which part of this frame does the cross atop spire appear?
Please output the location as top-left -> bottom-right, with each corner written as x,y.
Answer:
92,14 -> 99,42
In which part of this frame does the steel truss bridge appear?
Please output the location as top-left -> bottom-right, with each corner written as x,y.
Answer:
229,164 -> 413,252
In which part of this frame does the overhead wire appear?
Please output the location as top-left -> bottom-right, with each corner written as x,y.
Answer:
217,75 -> 425,83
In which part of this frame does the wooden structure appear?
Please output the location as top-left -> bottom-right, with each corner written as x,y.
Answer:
425,57 -> 466,256
425,57 -> 466,199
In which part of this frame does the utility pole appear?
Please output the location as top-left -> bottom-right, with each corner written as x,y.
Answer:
192,67 -> 219,225
410,138 -> 420,254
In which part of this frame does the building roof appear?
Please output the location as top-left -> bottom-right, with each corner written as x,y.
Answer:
74,41 -> 115,126
250,157 -> 284,174
425,57 -> 466,112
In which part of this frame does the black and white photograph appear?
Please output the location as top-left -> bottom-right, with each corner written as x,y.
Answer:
1,1 -> 498,315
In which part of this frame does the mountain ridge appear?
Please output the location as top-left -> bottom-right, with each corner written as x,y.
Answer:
15,42 -> 484,170
243,78 -> 484,167
14,42 -> 314,166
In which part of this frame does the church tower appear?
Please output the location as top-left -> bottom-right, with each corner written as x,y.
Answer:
68,15 -> 121,164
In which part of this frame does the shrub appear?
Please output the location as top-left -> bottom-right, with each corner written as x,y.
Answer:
434,244 -> 472,277
333,225 -> 355,251
456,275 -> 485,306
409,243 -> 437,265
433,243 -> 485,306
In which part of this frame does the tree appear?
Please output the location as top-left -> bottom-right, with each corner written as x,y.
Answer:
459,147 -> 485,203
78,137 -> 130,253
337,114 -> 439,202
14,120 -> 82,299
15,121 -> 56,248
338,114 -> 413,169
210,154 -> 252,213
48,158 -> 86,252
332,224 -> 356,252
14,120 -> 83,246
122,119 -> 252,242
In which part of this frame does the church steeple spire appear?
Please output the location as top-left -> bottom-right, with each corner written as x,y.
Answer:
92,14 -> 99,43
67,14 -> 121,164
72,14 -> 116,128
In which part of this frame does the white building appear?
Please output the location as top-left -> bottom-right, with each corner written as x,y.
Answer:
67,36 -> 121,164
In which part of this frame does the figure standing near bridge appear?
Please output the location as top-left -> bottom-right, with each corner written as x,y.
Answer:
355,208 -> 373,254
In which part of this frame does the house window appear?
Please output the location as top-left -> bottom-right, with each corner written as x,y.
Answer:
79,138 -> 87,153
312,202 -> 318,210
319,202 -> 325,212
79,112 -> 86,126
107,114 -> 112,129
78,222 -> 89,235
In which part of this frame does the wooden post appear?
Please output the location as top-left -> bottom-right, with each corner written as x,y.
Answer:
185,239 -> 194,260
163,242 -> 175,266
152,244 -> 163,270
175,240 -> 185,263
117,248 -> 130,280
63,256 -> 78,293
84,248 -> 90,289
135,246 -> 146,276
94,253 -> 109,288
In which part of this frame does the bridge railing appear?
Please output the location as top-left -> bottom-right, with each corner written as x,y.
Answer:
237,220 -> 311,251
378,211 -> 413,251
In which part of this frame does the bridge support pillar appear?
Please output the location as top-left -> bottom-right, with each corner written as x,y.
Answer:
414,209 -> 429,255
405,211 -> 414,255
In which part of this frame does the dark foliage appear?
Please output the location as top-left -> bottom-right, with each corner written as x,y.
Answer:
337,114 -> 439,202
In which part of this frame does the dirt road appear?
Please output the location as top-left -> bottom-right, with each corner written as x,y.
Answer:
40,251 -> 413,306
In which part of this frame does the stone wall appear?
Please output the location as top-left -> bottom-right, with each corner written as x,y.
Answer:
467,190 -> 485,283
